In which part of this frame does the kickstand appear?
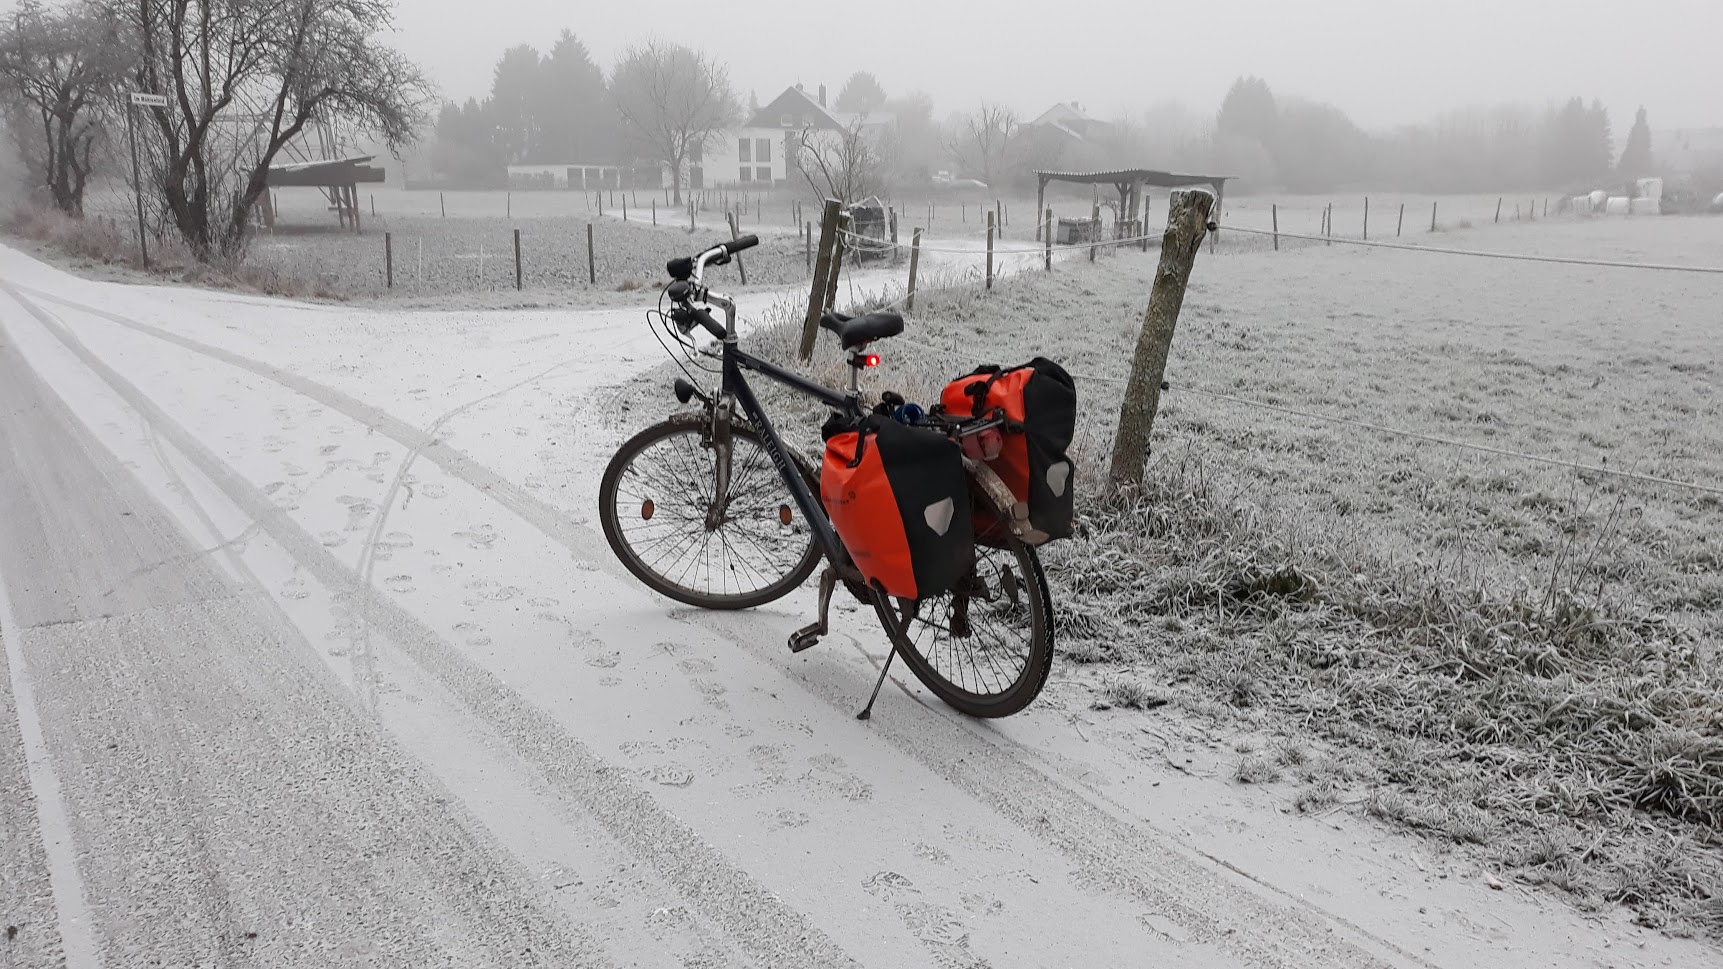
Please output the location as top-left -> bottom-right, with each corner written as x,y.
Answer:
856,591 -> 907,721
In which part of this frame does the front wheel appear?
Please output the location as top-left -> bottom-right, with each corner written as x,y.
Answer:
599,417 -> 822,610
887,477 -> 1055,718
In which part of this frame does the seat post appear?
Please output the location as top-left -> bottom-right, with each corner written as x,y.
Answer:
845,348 -> 864,397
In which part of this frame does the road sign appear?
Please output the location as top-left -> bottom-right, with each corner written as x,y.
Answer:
129,92 -> 167,108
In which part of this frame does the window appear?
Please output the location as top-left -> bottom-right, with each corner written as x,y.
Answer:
755,138 -> 772,163
780,113 -> 794,127
757,167 -> 771,183
738,167 -> 751,183
689,144 -> 702,164
738,138 -> 751,162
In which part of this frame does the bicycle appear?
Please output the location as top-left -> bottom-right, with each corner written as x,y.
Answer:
598,235 -> 1055,719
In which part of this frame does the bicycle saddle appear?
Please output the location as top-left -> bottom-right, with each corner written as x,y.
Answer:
820,309 -> 904,350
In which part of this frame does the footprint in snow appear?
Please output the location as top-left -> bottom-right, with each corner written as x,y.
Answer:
384,575 -> 414,594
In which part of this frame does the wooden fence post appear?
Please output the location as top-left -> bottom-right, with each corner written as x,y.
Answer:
1107,189 -> 1215,491
995,199 -> 1003,235
507,191 -> 511,218
805,221 -> 812,272
824,213 -> 847,312
1495,197 -> 1503,223
371,194 -> 376,218
1272,203 -> 1279,251
889,207 -> 898,246
1044,209 -> 1053,270
1090,201 -> 1100,262
1397,203 -> 1405,237
384,232 -> 393,288
586,223 -> 595,285
985,210 -> 995,290
1363,196 -> 1370,240
623,195 -> 628,221
513,229 -> 522,290
727,211 -> 749,286
652,199 -> 657,225
1326,203 -> 1333,245
906,228 -> 922,312
1431,201 -> 1438,232
440,192 -> 445,218
800,198 -> 843,360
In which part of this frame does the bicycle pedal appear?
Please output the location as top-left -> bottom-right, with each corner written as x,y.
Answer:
788,624 -> 823,653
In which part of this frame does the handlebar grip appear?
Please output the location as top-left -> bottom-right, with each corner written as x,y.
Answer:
723,234 -> 759,255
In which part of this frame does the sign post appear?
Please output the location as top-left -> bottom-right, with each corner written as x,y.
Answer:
126,92 -> 166,270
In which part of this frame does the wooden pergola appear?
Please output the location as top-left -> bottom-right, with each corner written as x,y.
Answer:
261,155 -> 386,232
1034,168 -> 1231,241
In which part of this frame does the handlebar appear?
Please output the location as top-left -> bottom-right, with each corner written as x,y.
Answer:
666,235 -> 761,281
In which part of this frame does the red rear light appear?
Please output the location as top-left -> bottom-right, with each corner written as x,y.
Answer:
863,354 -> 880,368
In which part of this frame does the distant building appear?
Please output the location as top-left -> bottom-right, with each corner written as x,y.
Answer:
1019,102 -> 1116,175
1653,128 -> 1723,176
1025,102 -> 1114,147
709,83 -> 896,189
505,163 -> 629,190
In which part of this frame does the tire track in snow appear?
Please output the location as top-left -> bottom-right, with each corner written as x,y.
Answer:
2,281 -> 863,969
15,285 -> 1436,969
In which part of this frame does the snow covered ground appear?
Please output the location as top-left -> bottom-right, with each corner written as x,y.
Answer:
0,238 -> 1713,968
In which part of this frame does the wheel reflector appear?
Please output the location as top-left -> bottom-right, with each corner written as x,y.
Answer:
779,504 -> 793,525
642,499 -> 655,520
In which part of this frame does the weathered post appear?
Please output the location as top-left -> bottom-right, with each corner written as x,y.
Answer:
652,199 -> 657,225
906,228 -> 923,312
440,192 -> 446,218
507,191 -> 511,218
995,198 -> 1003,234
586,223 -> 596,285
800,198 -> 843,360
1495,197 -> 1503,223
1363,196 -> 1370,240
889,207 -> 898,246
985,210 -> 995,290
622,195 -> 628,221
1272,203 -> 1279,251
805,221 -> 812,272
1090,201 -> 1100,262
1431,201 -> 1438,232
385,232 -> 393,288
1044,209 -> 1053,270
371,194 -> 376,218
513,228 -> 523,290
1107,189 -> 1215,491
727,211 -> 749,285
824,213 -> 848,312
1397,203 -> 1405,237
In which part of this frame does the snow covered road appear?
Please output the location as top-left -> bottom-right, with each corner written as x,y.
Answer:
0,242 -> 1708,968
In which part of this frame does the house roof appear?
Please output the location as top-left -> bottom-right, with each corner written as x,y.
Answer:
744,86 -> 895,131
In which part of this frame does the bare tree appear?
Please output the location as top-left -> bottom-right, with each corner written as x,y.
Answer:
0,0 -> 127,216
609,40 -> 737,206
944,103 -> 1019,188
116,0 -> 431,261
797,118 -> 880,203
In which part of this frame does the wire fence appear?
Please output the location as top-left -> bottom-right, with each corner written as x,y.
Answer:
855,206 -> 1722,503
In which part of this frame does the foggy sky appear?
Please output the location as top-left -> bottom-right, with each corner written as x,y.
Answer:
389,0 -> 1722,131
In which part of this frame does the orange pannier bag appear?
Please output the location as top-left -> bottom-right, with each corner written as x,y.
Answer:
938,358 -> 1076,542
820,415 -> 974,600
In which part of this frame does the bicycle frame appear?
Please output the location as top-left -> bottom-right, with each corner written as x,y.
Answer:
718,339 -> 859,570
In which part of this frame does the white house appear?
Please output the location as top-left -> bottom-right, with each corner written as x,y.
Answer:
706,84 -> 895,189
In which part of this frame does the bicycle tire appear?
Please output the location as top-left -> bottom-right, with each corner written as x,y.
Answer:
599,416 -> 822,610
888,476 -> 1056,718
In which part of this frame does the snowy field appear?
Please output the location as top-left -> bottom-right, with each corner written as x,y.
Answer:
1,209 -> 1718,966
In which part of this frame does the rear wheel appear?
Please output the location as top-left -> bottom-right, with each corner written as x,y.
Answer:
887,477 -> 1055,718
599,417 -> 821,610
